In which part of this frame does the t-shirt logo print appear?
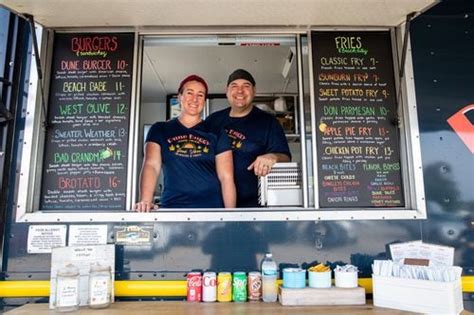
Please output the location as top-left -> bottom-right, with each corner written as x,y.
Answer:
167,134 -> 209,157
226,128 -> 246,150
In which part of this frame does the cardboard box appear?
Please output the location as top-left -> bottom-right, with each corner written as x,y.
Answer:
372,274 -> 463,314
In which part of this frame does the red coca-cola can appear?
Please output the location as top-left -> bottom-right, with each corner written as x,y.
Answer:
187,272 -> 202,302
202,272 -> 217,302
247,271 -> 262,301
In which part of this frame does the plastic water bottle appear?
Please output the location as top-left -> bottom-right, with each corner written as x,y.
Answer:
261,252 -> 278,302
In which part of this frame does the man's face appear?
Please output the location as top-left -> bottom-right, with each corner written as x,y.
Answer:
226,79 -> 256,112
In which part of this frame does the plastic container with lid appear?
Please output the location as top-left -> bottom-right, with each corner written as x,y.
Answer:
88,264 -> 112,309
55,264 -> 80,312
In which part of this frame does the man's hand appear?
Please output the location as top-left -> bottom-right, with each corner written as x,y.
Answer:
133,201 -> 159,212
247,153 -> 279,177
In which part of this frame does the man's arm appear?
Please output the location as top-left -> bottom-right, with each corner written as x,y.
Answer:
247,152 -> 290,176
134,142 -> 161,212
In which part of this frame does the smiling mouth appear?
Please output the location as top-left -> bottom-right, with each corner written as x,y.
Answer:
233,96 -> 247,103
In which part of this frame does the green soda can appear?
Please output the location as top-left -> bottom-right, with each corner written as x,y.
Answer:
232,272 -> 247,302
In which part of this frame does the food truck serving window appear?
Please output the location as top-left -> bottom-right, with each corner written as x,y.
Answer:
15,28 -> 426,223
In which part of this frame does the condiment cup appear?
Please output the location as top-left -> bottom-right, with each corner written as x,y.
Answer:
335,271 -> 358,288
308,270 -> 331,288
282,268 -> 306,288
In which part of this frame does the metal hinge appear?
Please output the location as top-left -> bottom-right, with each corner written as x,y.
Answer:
0,77 -> 12,86
0,100 -> 13,121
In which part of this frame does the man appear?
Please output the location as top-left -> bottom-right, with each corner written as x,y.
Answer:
206,69 -> 291,207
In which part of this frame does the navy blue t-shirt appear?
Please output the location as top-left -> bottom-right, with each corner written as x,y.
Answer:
146,118 -> 230,208
206,107 -> 291,207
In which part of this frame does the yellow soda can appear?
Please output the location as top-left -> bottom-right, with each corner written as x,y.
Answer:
217,272 -> 232,302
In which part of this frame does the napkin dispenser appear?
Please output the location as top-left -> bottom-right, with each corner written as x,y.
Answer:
259,162 -> 302,207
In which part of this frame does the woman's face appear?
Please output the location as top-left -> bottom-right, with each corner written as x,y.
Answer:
179,80 -> 206,117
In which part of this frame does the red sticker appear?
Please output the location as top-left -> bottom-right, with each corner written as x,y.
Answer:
447,104 -> 474,153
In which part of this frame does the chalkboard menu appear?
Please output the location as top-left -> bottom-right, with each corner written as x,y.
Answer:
40,33 -> 134,210
312,31 -> 405,208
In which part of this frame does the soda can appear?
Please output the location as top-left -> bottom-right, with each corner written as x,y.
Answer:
247,271 -> 262,301
202,272 -> 217,302
186,272 -> 202,302
232,272 -> 247,302
217,272 -> 232,302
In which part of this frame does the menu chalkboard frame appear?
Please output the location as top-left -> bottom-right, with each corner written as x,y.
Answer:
36,32 -> 136,212
15,28 -> 427,223
308,28 -> 426,216
310,30 -> 407,209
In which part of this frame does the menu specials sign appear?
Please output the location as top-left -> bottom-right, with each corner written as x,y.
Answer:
311,31 -> 405,208
40,33 -> 134,211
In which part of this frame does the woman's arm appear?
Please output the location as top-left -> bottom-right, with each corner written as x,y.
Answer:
134,142 -> 162,212
216,150 -> 236,208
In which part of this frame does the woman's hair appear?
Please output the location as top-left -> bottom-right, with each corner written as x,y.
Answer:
178,74 -> 208,97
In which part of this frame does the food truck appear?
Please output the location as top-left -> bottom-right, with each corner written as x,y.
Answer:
0,0 -> 472,312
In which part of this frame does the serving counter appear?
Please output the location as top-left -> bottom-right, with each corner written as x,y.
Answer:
5,301 -> 471,315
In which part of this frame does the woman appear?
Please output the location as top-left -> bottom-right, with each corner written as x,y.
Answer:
134,75 -> 236,211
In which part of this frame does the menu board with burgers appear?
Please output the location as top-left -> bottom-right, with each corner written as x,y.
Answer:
40,33 -> 134,210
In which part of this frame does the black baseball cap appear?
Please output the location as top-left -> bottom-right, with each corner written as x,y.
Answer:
227,69 -> 256,86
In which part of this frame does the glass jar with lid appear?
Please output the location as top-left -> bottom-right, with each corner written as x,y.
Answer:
55,264 -> 80,312
88,263 -> 112,309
